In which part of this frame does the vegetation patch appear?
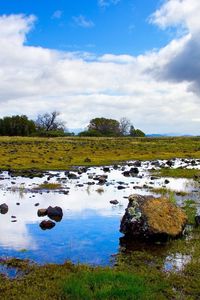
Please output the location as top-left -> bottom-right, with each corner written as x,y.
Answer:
36,183 -> 63,190
153,167 -> 200,179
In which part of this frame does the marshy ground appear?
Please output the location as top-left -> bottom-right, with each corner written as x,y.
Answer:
0,137 -> 200,299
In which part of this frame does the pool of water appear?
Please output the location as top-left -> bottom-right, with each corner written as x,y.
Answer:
0,158 -> 199,269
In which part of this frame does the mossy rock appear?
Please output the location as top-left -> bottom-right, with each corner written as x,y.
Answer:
120,194 -> 187,241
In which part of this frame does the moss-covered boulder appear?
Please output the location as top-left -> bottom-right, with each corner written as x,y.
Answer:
120,194 -> 187,241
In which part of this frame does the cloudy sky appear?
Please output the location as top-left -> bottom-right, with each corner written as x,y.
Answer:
0,0 -> 199,134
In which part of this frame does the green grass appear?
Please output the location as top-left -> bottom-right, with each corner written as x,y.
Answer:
153,168 -> 200,179
0,136 -> 200,170
182,200 -> 197,225
36,182 -> 62,190
151,187 -> 189,197
61,269 -> 161,300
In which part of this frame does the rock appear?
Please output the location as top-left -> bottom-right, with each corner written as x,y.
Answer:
47,206 -> 63,222
117,185 -> 126,190
120,194 -> 187,241
195,216 -> 200,227
98,176 -> 107,185
103,167 -> 110,172
150,176 -> 159,180
0,203 -> 8,214
84,157 -> 91,163
67,172 -> 78,179
39,220 -> 55,230
133,161 -> 141,167
129,167 -> 139,175
37,209 -> 48,217
110,200 -> 119,205
151,161 -> 160,167
164,179 -> 170,184
166,160 -> 173,167
122,171 -> 131,177
76,184 -> 84,187
34,203 -> 39,207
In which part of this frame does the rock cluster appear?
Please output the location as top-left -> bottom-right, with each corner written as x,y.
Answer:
38,206 -> 63,230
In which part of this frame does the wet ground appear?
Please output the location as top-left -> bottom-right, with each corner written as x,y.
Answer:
0,158 -> 200,275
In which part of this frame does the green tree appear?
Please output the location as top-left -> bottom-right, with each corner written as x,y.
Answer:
87,117 -> 120,136
130,126 -> 145,137
0,115 -> 36,136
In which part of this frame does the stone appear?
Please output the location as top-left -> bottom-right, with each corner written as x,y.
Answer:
103,167 -> 110,172
39,220 -> 55,230
47,206 -> 63,222
37,208 -> 47,217
0,203 -> 8,214
122,171 -> 131,177
166,160 -> 173,167
133,160 -> 141,167
120,194 -> 187,241
129,167 -> 139,175
67,172 -> 78,179
110,200 -> 119,205
84,157 -> 91,163
117,185 -> 126,190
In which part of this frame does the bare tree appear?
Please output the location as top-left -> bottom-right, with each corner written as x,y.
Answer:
35,111 -> 65,132
119,117 -> 131,136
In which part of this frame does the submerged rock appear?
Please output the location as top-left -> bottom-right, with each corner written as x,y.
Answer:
0,203 -> 8,214
39,220 -> 55,230
120,194 -> 187,241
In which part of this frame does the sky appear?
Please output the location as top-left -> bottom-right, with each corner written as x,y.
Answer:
0,0 -> 199,134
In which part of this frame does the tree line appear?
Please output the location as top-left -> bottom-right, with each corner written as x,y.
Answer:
79,117 -> 145,137
0,112 -> 145,137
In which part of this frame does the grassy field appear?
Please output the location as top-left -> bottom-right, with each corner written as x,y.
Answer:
0,136 -> 200,171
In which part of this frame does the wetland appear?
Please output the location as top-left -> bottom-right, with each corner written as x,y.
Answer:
0,137 -> 200,299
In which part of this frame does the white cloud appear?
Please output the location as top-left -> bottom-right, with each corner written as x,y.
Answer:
98,0 -> 121,8
52,10 -> 63,19
0,7 -> 200,135
72,15 -> 94,28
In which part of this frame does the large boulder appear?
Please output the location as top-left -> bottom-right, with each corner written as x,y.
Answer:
120,194 -> 187,241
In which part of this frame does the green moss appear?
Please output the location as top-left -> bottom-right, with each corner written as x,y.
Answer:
36,183 -> 62,190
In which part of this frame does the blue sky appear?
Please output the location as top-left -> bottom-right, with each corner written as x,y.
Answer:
0,0 -> 199,134
0,0 -> 170,55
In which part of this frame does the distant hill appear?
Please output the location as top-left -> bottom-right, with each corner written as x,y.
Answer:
147,133 -> 194,137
